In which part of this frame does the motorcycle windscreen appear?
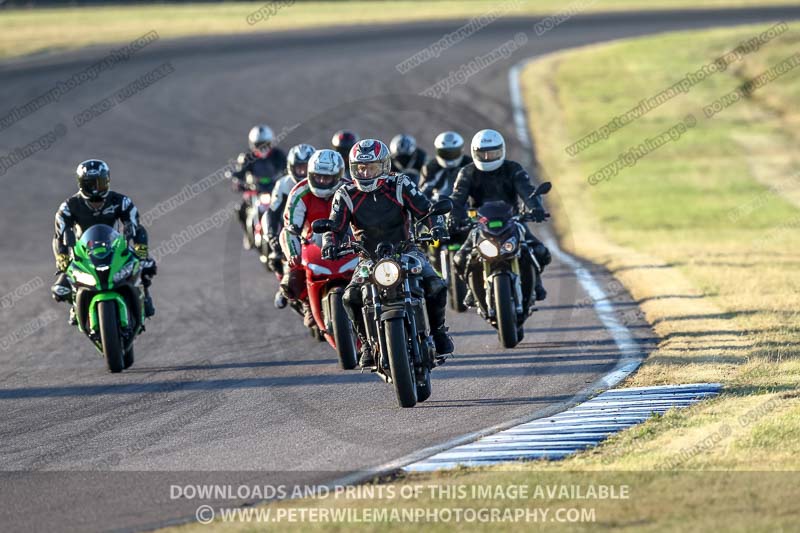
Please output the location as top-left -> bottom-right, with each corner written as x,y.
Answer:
476,201 -> 515,238
80,224 -> 123,261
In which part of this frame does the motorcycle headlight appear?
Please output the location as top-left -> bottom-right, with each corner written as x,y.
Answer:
259,193 -> 271,205
502,236 -> 517,254
72,268 -> 97,287
112,261 -> 136,284
338,257 -> 359,273
477,239 -> 499,258
373,260 -> 401,287
307,263 -> 333,276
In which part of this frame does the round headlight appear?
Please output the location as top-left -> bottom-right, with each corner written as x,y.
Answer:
477,239 -> 499,258
259,193 -> 271,205
373,260 -> 401,287
502,237 -> 517,253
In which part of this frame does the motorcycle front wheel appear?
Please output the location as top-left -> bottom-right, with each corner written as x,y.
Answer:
385,318 -> 417,408
98,300 -> 124,373
494,274 -> 519,348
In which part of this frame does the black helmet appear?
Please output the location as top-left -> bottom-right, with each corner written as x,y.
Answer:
76,159 -> 110,201
331,130 -> 359,162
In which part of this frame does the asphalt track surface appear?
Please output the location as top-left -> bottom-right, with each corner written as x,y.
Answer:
1,6 -> 798,532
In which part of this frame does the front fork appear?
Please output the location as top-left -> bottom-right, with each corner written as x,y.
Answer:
482,257 -> 524,317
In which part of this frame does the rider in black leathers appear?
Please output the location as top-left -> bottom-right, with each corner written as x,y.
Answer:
51,159 -> 157,323
321,139 -> 454,367
451,129 -> 551,304
389,134 -> 426,186
228,125 -> 287,247
419,131 -> 472,199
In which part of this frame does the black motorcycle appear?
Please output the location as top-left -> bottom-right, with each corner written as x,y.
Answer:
463,182 -> 551,348
436,203 -> 473,313
313,199 -> 452,408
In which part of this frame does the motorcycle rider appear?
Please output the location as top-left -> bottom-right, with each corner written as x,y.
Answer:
451,129 -> 551,309
266,144 -> 315,307
389,133 -> 426,185
279,149 -> 346,328
419,131 -> 472,199
331,130 -> 359,180
228,125 -> 287,249
51,159 -> 157,323
321,139 -> 454,368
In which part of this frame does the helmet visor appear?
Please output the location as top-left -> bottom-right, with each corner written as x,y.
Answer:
436,147 -> 462,162
474,147 -> 503,163
80,175 -> 109,194
253,140 -> 271,156
309,172 -> 338,189
290,162 -> 308,179
354,162 -> 384,180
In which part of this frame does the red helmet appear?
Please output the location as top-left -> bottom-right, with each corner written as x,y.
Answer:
331,130 -> 359,162
349,139 -> 390,193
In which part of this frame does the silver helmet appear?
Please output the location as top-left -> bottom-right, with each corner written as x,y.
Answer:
471,129 -> 505,172
434,131 -> 464,169
307,149 -> 345,199
248,125 -> 274,157
286,143 -> 315,184
349,139 -> 391,193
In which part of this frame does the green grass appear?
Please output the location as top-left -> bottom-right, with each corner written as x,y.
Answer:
159,22 -> 800,533
1,0 -> 798,60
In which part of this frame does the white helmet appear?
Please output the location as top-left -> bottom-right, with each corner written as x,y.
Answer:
307,149 -> 344,199
349,139 -> 391,193
286,143 -> 315,184
248,125 -> 274,157
471,129 -> 505,172
434,131 -> 464,169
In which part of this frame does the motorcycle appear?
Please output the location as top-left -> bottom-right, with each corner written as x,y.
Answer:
63,224 -> 146,373
312,198 -> 453,408
236,169 -> 274,254
298,235 -> 360,369
436,203 -> 474,313
463,182 -> 551,348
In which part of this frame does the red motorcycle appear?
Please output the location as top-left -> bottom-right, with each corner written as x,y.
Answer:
300,237 -> 360,369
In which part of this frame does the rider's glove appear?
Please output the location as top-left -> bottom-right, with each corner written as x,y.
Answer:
531,208 -> 548,223
268,235 -> 281,252
431,226 -> 448,241
56,253 -> 70,272
134,243 -> 149,260
321,244 -> 337,261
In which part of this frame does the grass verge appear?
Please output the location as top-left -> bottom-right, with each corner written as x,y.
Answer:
160,22 -> 800,533
1,0 -> 798,60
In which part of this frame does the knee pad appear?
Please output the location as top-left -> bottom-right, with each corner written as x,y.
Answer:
533,244 -> 551,267
424,275 -> 447,298
282,269 -> 305,300
342,285 -> 362,309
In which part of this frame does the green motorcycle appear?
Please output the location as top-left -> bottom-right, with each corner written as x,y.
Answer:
65,224 -> 146,373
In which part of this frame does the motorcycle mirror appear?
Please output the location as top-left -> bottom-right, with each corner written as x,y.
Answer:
534,181 -> 552,196
428,198 -> 453,217
63,228 -> 76,247
311,219 -> 334,234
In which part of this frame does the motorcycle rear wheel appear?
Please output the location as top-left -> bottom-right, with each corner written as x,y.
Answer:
330,291 -> 357,370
